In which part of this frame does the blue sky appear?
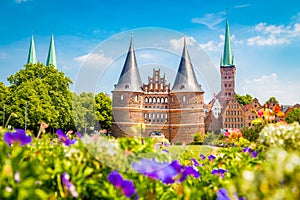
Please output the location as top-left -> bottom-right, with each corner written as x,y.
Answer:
1,0 -> 300,105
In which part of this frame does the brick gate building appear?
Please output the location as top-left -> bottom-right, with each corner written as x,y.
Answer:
112,37 -> 205,143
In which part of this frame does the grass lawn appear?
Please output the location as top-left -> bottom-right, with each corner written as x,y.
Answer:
167,145 -> 217,158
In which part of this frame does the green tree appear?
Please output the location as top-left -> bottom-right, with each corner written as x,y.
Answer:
0,82 -> 9,127
6,63 -> 74,133
265,96 -> 279,105
72,92 -> 97,133
242,123 -> 264,143
94,92 -> 112,132
236,94 -> 253,106
286,108 -> 300,124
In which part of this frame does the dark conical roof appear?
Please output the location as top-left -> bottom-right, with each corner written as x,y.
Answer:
113,37 -> 143,92
171,37 -> 203,92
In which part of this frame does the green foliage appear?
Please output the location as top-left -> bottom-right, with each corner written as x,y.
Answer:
236,94 -> 253,106
203,132 -> 219,145
72,92 -> 97,133
192,132 -> 204,143
94,92 -> 112,131
286,108 -> 300,124
265,96 -> 279,105
242,123 -> 264,143
6,63 -> 74,133
0,82 -> 9,127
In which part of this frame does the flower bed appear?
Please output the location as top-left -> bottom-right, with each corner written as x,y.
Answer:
1,122 -> 300,199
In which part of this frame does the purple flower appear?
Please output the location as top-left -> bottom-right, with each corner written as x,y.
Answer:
191,158 -> 200,167
75,132 -> 82,138
56,129 -> 76,146
3,129 -> 32,146
211,168 -> 228,179
61,172 -> 78,197
217,188 -> 230,200
108,170 -> 136,198
132,158 -> 200,184
179,166 -> 200,182
200,153 -> 206,160
243,147 -> 258,158
14,171 -> 20,182
208,154 -> 216,161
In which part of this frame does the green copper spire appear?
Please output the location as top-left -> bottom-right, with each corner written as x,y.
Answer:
27,35 -> 37,64
46,35 -> 57,67
221,19 -> 234,66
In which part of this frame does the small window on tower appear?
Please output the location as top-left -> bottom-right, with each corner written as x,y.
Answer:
225,84 -> 227,87
182,95 -> 186,103
135,95 -> 139,102
120,94 -> 124,101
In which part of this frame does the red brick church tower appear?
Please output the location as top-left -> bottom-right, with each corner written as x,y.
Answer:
112,36 -> 205,143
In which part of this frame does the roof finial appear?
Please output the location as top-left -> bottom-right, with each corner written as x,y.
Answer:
226,7 -> 229,20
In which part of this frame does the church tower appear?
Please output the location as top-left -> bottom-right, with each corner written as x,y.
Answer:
46,35 -> 57,67
170,36 -> 205,143
112,37 -> 143,137
27,35 -> 37,64
219,18 -> 236,101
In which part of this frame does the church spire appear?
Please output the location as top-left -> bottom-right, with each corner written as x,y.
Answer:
172,36 -> 203,92
46,34 -> 57,67
113,36 -> 142,92
221,17 -> 234,67
27,35 -> 37,64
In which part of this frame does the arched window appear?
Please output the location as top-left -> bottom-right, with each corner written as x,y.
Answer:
120,94 -> 124,101
145,97 -> 148,103
144,113 -> 147,118
153,98 -> 156,103
157,97 -> 160,103
157,113 -> 160,118
165,97 -> 168,103
149,113 -> 152,119
149,97 -> 152,103
135,95 -> 139,102
161,97 -> 164,103
182,95 -> 186,103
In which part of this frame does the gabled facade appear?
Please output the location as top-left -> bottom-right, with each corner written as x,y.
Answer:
112,37 -> 205,143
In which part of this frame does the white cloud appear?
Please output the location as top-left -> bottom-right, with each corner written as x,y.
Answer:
138,52 -> 155,59
199,34 -> 242,52
191,12 -> 226,30
234,4 -> 251,9
74,52 -> 113,68
239,73 -> 300,105
247,21 -> 300,46
15,0 -> 28,3
169,36 -> 196,51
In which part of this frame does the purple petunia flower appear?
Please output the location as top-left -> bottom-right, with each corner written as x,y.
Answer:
108,170 -> 136,198
14,171 -> 20,183
132,158 -> 200,184
179,166 -> 200,182
61,172 -> 78,197
191,158 -> 200,167
217,188 -> 231,200
3,129 -> 32,146
56,129 -> 76,146
200,153 -> 206,160
243,147 -> 258,158
208,154 -> 216,161
211,168 -> 228,179
75,132 -> 82,138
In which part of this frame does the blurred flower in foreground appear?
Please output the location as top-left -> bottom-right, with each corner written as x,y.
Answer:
56,129 -> 76,146
191,158 -> 200,167
3,129 -> 32,146
242,147 -> 258,158
217,188 -> 230,200
211,168 -> 228,179
108,170 -> 136,198
61,172 -> 78,198
208,154 -> 216,161
200,153 -> 206,160
14,171 -> 20,182
132,158 -> 200,184
75,131 -> 82,138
